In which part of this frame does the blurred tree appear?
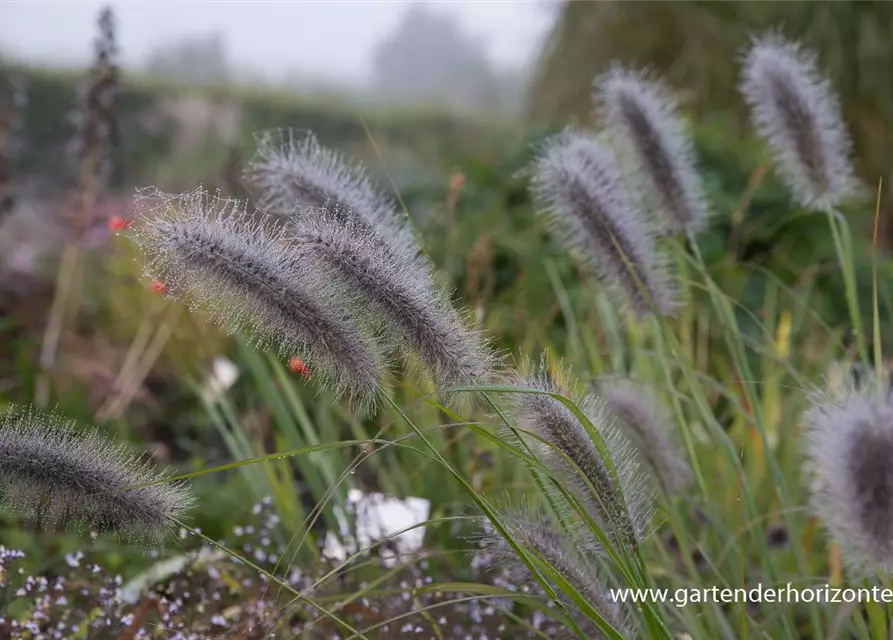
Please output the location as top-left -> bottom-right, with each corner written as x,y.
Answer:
372,3 -> 522,114
529,1 -> 893,240
145,33 -> 231,86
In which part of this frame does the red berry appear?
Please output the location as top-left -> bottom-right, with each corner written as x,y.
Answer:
150,280 -> 167,294
288,356 -> 311,378
108,216 -> 132,231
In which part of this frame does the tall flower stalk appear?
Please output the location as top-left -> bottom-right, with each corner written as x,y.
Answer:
740,32 -> 866,366
35,6 -> 120,407
600,379 -> 691,495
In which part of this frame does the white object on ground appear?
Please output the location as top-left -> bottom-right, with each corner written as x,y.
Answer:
201,356 -> 240,404
324,489 -> 430,567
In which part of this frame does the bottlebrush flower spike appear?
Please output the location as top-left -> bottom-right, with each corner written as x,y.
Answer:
530,129 -> 678,317
243,128 -> 417,260
292,211 -> 495,399
129,187 -> 388,409
804,371 -> 893,574
599,379 -> 692,495
478,506 -> 630,637
507,358 -> 654,550
740,33 -> 857,208
595,65 -> 709,233
0,405 -> 192,542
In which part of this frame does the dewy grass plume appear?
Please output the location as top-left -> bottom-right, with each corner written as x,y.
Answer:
243,128 -> 417,259
596,65 -> 709,234
507,360 -> 654,550
530,129 -> 678,318
740,33 -> 857,208
0,405 -> 192,542
804,371 -> 893,574
292,211 -> 496,398
129,187 -> 388,408
600,379 -> 692,495
478,506 -> 630,638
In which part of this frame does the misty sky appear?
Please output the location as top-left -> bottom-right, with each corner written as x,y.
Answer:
1,1 -> 555,84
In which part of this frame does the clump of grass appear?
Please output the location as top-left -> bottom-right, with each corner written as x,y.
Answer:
19,18 -> 893,639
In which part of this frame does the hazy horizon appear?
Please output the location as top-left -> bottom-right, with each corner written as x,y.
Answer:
0,1 -> 555,86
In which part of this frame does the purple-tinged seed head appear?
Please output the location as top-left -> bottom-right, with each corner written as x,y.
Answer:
595,65 -> 709,234
740,32 -> 858,208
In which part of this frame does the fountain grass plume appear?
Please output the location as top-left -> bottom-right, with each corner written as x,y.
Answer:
740,32 -> 857,208
477,505 -> 629,638
291,210 -> 497,400
243,128 -> 417,259
599,379 -> 692,495
0,405 -> 192,542
803,370 -> 893,574
530,128 -> 679,318
506,358 -> 655,550
128,187 -> 388,409
595,65 -> 709,234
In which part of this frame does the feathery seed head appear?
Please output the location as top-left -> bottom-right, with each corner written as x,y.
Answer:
740,33 -> 857,208
804,371 -> 893,574
0,405 -> 192,542
599,379 -> 692,495
595,65 -> 709,233
243,128 -> 417,259
291,211 -> 496,400
530,129 -> 679,318
128,187 -> 388,409
507,358 -> 654,549
477,506 -> 629,638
